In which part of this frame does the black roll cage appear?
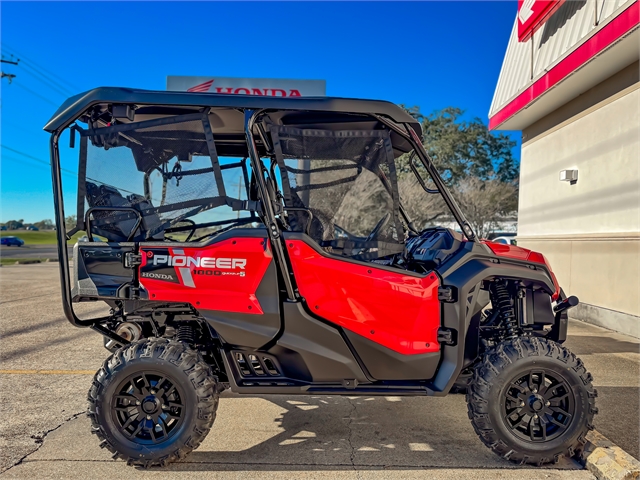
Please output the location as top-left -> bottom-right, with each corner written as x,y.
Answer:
48,103 -> 478,331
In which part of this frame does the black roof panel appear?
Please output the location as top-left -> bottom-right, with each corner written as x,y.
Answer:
43,87 -> 420,133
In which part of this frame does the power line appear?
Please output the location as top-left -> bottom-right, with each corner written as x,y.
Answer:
1,122 -> 37,135
1,46 -> 74,107
1,145 -> 77,176
2,145 -> 51,165
20,60 -> 74,95
18,62 -> 73,98
11,82 -> 59,107
2,43 -> 81,92
1,144 -> 159,201
2,154 -> 77,179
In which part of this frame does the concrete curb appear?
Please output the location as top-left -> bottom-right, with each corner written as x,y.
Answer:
584,431 -> 640,480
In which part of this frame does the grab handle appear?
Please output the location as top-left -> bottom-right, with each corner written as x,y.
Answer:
85,207 -> 143,242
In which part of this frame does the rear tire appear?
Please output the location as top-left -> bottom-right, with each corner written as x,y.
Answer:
88,338 -> 219,467
467,336 -> 597,465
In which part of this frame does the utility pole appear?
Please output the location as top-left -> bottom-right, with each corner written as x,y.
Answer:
1,55 -> 19,84
1,72 -> 16,83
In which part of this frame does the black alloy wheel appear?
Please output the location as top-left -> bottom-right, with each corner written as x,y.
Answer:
112,371 -> 186,445
467,336 -> 597,465
88,338 -> 219,467
502,369 -> 575,443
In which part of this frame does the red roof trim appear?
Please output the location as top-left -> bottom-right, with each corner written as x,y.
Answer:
490,0 -> 639,130
518,0 -> 567,42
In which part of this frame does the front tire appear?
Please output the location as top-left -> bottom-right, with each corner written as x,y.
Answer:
88,338 -> 219,467
467,337 -> 597,465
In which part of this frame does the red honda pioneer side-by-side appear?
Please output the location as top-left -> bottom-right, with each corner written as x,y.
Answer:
45,88 -> 596,467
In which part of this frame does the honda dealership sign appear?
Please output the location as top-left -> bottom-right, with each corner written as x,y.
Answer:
517,0 -> 566,42
167,76 -> 326,97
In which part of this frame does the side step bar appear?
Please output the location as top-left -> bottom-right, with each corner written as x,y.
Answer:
223,354 -> 437,396
229,383 -> 436,396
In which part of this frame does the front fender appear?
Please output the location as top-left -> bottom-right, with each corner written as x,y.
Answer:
430,245 -> 558,395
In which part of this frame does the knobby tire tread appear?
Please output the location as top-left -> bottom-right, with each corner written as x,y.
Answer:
466,336 -> 597,466
87,338 -> 219,467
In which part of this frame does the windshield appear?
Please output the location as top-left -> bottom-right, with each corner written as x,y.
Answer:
269,125 -> 406,259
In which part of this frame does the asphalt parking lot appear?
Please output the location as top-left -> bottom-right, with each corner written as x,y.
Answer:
1,263 -> 638,479
0,245 -> 70,260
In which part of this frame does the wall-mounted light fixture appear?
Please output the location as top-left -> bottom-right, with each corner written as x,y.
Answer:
559,169 -> 578,185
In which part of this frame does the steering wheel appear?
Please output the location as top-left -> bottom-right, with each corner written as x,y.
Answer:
334,213 -> 391,243
365,213 -> 391,242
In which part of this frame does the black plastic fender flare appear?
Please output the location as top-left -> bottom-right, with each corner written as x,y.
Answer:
431,252 -> 558,395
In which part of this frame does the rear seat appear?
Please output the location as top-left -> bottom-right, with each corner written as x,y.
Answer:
86,182 -> 164,242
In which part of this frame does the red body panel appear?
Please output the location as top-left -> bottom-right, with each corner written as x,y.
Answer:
483,241 -> 533,261
483,241 -> 560,300
139,238 -> 272,314
287,240 -> 440,355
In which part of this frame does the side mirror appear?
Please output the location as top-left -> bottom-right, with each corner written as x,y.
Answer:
409,151 -> 439,194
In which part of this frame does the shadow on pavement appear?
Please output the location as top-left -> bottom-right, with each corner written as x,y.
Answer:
0,317 -> 64,338
0,330 -> 87,363
158,394 -> 581,472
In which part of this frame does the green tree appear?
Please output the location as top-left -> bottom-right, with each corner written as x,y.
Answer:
65,215 -> 77,231
34,219 -> 55,230
403,106 -> 519,184
450,177 -> 517,239
3,219 -> 24,230
398,106 -> 519,236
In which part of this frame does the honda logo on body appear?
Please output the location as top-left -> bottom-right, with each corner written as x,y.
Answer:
152,254 -> 247,270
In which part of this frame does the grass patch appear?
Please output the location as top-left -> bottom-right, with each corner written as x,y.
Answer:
0,258 -> 47,265
0,230 -> 85,245
164,228 -> 219,242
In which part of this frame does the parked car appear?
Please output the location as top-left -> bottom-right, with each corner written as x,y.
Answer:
491,235 -> 517,245
486,231 -> 516,241
1,236 -> 24,246
26,225 -> 39,231
0,226 -> 7,231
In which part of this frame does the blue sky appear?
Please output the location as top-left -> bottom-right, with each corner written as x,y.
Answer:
1,1 -> 519,223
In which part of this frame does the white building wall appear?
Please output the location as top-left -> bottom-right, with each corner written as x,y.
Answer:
518,88 -> 640,237
489,0 -> 639,337
516,86 -> 640,336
